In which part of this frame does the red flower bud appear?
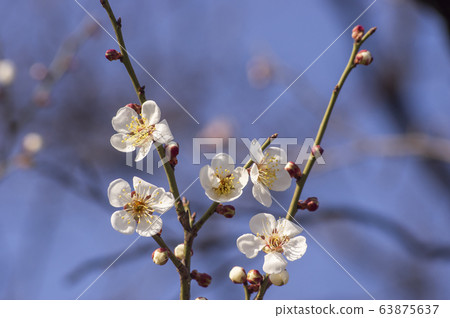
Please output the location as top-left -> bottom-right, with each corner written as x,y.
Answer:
247,269 -> 263,285
354,49 -> 373,66
297,200 -> 307,210
165,141 -> 179,159
284,161 -> 302,179
191,270 -> 212,288
247,284 -> 260,293
105,49 -> 122,61
312,145 -> 324,157
305,197 -> 319,212
351,25 -> 364,42
216,204 -> 235,218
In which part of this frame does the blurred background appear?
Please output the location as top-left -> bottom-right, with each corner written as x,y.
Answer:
0,0 -> 449,300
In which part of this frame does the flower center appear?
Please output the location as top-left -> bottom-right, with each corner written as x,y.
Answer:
259,229 -> 289,253
214,174 -> 235,195
257,154 -> 280,190
122,116 -> 156,147
124,191 -> 155,222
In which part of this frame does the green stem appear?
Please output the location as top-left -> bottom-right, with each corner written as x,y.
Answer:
101,0 -> 191,299
193,202 -> 220,233
254,276 -> 271,300
243,133 -> 278,169
101,0 -> 188,229
101,0 -> 146,103
243,283 -> 251,300
286,27 -> 376,221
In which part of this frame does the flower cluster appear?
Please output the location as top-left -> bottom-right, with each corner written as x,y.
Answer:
199,139 -> 291,207
107,98 -> 308,284
108,100 -> 175,237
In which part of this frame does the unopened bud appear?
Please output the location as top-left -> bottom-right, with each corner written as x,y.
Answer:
23,133 -> 44,154
351,25 -> 364,42
174,243 -> 192,259
247,284 -> 260,293
165,141 -> 179,159
269,270 -> 289,286
297,200 -> 307,210
354,49 -> 373,66
312,145 -> 324,158
229,266 -> 247,284
152,247 -> 169,265
284,161 -> 302,179
191,270 -> 212,288
0,59 -> 16,86
247,269 -> 263,285
125,103 -> 141,114
216,204 -> 235,218
195,297 -> 208,300
305,197 -> 319,212
105,49 -> 122,61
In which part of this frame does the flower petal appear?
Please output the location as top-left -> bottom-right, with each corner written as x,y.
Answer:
110,133 -> 135,152
133,176 -> 157,198
270,169 -> 291,191
223,187 -> 243,202
276,218 -> 303,237
263,252 -> 288,274
141,100 -> 161,125
249,213 -> 276,236
250,164 -> 259,184
154,119 -> 174,144
283,236 -> 307,261
112,107 -> 138,133
264,147 -> 287,165
135,141 -> 153,161
199,165 -> 220,189
150,188 -> 175,213
252,183 -> 272,207
249,139 -> 264,163
136,215 -> 163,237
204,188 -> 222,203
233,166 -> 249,190
236,233 -> 265,259
211,153 -> 235,178
111,210 -> 136,234
108,178 -> 131,208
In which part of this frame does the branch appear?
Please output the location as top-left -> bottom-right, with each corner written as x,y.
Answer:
286,27 -> 377,220
101,0 -> 188,230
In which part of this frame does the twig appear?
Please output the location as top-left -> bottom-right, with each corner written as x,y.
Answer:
286,27 -> 377,220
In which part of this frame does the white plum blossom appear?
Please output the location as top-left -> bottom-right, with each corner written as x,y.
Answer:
199,153 -> 249,203
0,59 -> 15,86
236,213 -> 307,274
249,139 -> 291,207
110,100 -> 173,161
108,176 -> 175,237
